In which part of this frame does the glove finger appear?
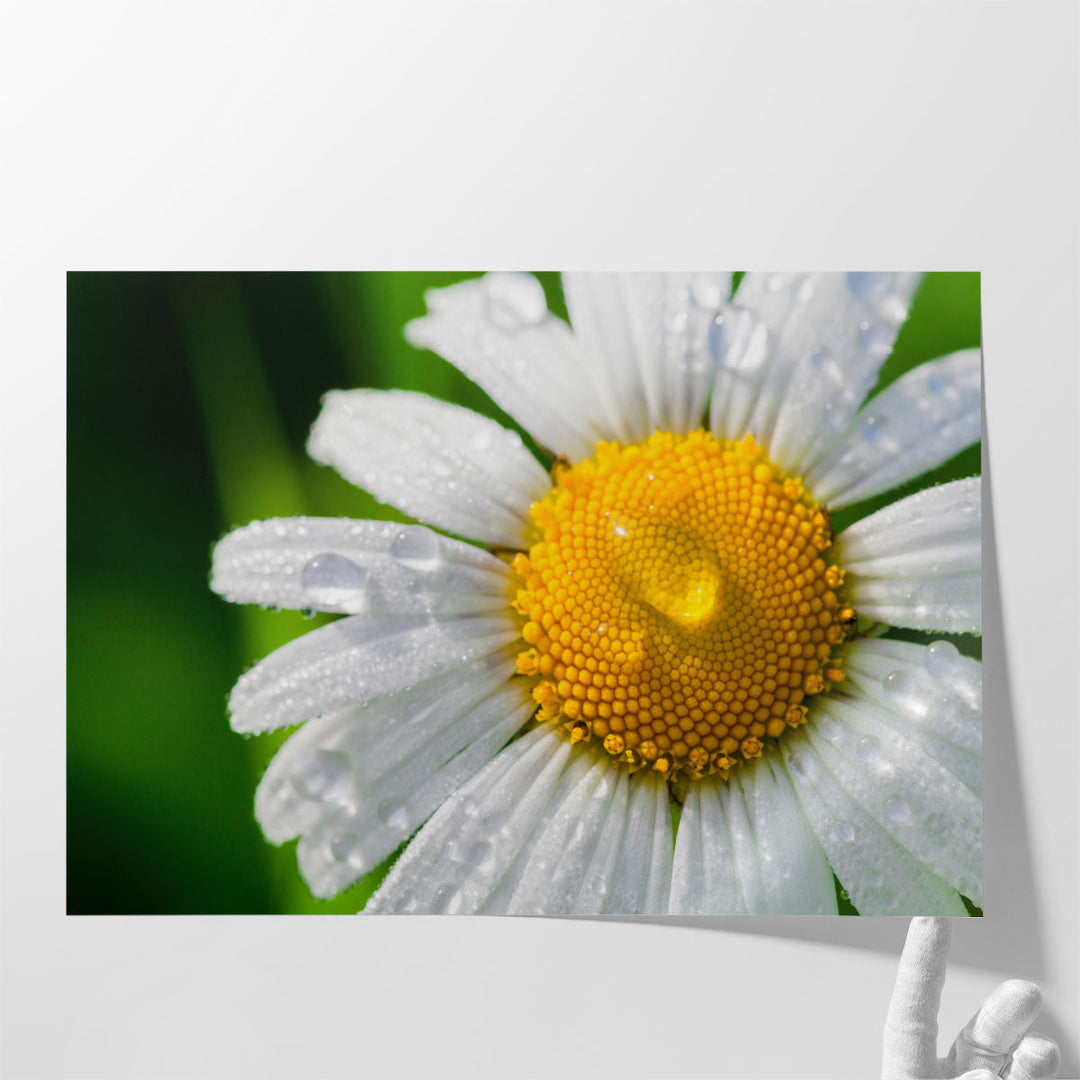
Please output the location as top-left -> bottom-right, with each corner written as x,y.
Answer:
1002,1033 -> 1061,1080
883,917 -> 952,1079
947,980 -> 1043,1076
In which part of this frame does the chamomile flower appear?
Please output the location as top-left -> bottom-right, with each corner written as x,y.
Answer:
211,272 -> 981,915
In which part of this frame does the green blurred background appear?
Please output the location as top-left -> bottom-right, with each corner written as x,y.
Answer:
67,272 -> 981,914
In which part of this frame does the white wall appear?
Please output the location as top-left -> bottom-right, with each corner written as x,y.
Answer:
2,2 -> 1077,1076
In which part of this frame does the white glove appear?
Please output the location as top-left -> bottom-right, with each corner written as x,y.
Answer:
882,916 -> 1060,1079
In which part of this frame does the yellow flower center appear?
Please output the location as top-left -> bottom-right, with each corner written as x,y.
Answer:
511,431 -> 853,780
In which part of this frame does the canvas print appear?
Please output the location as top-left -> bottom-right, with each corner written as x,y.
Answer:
68,271 -> 982,915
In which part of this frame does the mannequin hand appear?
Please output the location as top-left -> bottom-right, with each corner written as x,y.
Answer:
882,917 -> 1059,1079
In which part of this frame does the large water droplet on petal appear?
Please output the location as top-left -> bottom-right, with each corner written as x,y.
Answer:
883,669 -> 932,718
483,272 -> 547,332
390,526 -> 442,572
882,795 -> 911,824
924,639 -> 961,679
301,553 -> 369,611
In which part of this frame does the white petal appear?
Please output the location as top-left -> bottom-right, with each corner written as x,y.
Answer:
571,769 -> 632,913
781,656 -> 981,917
212,517 -> 512,615
294,681 -> 533,899
840,637 -> 981,795
834,478 -> 981,633
806,349 -> 982,504
599,769 -> 673,914
803,692 -> 982,904
780,733 -> 969,915
365,725 -> 573,914
669,759 -> 837,914
307,388 -> 550,548
255,658 -> 532,897
710,272 -> 923,474
561,272 -> 732,440
404,274 -> 606,460
228,613 -> 519,733
365,727 -> 673,915
256,651 -> 514,842
496,752 -> 622,915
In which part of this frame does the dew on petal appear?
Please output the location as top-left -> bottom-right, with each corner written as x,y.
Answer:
376,797 -> 410,833
710,306 -> 770,375
854,734 -> 883,769
291,750 -> 352,801
330,831 -> 367,868
431,883 -> 464,914
300,552 -> 369,611
858,321 -> 894,358
815,714 -> 843,742
882,795 -> 912,824
390,526 -> 442,572
924,639 -> 961,679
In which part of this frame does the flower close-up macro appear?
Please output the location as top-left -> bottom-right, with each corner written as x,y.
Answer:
211,271 -> 982,916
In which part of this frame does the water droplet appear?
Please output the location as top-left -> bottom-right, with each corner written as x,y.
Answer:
390,526 -> 441,572
483,272 -> 547,332
883,670 -> 931,718
958,498 -> 978,516
815,714 -> 843,742
810,346 -> 832,372
431,883 -> 464,915
689,276 -> 724,309
330,831 -> 366,868
710,306 -> 770,375
924,640 -> 961,679
458,794 -> 482,818
461,840 -> 493,867
787,749 -> 814,778
429,455 -> 452,477
860,413 -> 888,444
514,901 -> 547,916
836,821 -> 856,843
882,795 -> 911,823
858,321 -> 893,358
470,426 -> 493,453
822,400 -> 845,428
291,750 -> 352,801
854,735 -> 882,767
377,797 -> 410,832
301,553 -> 369,611
927,372 -> 954,397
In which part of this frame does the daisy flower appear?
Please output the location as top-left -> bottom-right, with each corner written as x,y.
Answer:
211,272 -> 982,915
